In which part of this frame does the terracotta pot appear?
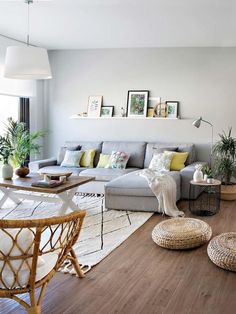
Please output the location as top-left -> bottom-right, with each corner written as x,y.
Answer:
221,184 -> 236,201
15,166 -> 30,178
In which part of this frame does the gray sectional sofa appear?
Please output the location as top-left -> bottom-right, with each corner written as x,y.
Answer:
29,141 -> 206,212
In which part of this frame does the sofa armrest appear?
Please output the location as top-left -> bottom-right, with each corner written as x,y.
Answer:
180,161 -> 208,199
29,158 -> 57,172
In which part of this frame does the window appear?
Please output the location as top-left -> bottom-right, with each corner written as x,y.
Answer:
0,95 -> 19,135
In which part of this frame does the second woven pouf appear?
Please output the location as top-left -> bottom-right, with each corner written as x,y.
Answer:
207,233 -> 236,272
152,218 -> 212,250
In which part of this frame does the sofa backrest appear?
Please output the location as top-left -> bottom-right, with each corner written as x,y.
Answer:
144,143 -> 196,168
102,141 -> 146,168
60,141 -> 103,166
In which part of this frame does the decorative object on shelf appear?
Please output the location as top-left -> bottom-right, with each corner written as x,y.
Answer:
87,95 -> 103,117
4,117 -> 46,178
192,116 -> 213,167
0,134 -> 14,180
100,106 -> 114,117
4,0 -> 51,80
189,180 -> 221,216
154,103 -> 168,118
212,127 -> 236,200
193,164 -> 204,182
127,90 -> 149,117
147,107 -> 154,117
166,101 -> 179,118
119,107 -> 126,117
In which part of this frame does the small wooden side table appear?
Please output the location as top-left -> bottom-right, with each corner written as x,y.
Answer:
189,179 -> 221,216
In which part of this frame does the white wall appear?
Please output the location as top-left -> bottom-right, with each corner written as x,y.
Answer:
45,48 -> 236,161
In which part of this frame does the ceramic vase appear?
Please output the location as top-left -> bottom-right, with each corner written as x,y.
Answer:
2,163 -> 13,180
193,164 -> 204,182
15,166 -> 30,178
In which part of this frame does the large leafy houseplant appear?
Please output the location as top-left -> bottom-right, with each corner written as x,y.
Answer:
4,118 -> 45,168
213,128 -> 236,185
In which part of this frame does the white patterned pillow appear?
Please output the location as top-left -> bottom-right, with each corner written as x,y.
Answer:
107,151 -> 130,169
149,152 -> 174,172
61,150 -> 84,167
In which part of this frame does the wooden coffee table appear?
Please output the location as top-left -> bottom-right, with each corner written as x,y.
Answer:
0,174 -> 94,215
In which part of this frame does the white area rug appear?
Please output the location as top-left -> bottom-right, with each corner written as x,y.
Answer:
0,193 -> 153,273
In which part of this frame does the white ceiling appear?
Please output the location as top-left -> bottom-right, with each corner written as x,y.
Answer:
0,0 -> 236,50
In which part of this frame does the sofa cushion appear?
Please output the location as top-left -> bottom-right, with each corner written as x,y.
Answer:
105,170 -> 181,200
102,141 -> 146,168
63,141 -> 103,166
57,145 -> 81,165
38,166 -> 86,176
144,143 -> 195,168
79,168 -> 139,182
61,150 -> 84,167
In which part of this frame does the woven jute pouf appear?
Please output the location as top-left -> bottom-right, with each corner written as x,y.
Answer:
152,218 -> 212,250
207,233 -> 236,272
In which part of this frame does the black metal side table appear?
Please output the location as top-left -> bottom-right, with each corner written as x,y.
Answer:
189,180 -> 221,216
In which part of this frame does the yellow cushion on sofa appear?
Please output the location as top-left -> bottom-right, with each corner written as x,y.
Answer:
80,149 -> 96,168
165,151 -> 189,171
96,154 -> 110,168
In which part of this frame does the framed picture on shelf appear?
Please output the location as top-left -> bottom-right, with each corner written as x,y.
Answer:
100,106 -> 114,117
166,101 -> 179,118
127,90 -> 149,117
87,95 -> 103,117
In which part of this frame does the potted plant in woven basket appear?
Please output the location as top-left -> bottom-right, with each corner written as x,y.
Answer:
213,127 -> 236,200
4,118 -> 46,178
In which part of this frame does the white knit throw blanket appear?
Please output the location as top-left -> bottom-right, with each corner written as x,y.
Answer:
139,169 -> 184,217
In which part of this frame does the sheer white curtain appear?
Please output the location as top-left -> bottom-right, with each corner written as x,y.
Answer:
0,95 -> 19,135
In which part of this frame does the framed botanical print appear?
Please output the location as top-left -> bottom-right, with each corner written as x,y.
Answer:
127,90 -> 149,117
100,106 -> 114,117
87,95 -> 103,117
166,101 -> 179,118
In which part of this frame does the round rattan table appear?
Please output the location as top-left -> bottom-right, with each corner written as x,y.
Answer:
152,218 -> 212,250
207,233 -> 236,272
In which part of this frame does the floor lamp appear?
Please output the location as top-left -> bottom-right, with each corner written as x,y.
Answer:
192,117 -> 214,167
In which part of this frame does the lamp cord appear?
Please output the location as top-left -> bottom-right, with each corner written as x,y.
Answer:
27,0 -> 30,46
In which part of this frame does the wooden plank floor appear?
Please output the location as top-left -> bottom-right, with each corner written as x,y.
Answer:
1,200 -> 236,314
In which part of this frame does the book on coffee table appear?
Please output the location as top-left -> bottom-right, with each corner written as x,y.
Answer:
31,180 -> 63,188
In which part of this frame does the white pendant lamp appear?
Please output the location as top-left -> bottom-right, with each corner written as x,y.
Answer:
4,0 -> 52,80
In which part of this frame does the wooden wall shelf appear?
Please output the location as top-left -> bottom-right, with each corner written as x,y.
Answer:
69,115 -> 180,120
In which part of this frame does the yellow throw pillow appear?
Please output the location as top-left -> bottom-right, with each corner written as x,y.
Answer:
165,151 -> 189,171
80,149 -> 96,168
96,154 -> 110,168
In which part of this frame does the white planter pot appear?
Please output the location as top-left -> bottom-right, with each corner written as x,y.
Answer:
1,163 -> 13,180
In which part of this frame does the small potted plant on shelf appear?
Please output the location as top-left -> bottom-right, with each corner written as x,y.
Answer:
4,118 -> 46,178
213,127 -> 236,200
0,135 -> 14,179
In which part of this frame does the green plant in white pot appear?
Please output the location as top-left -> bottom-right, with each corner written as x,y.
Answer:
0,135 -> 14,180
4,118 -> 46,178
213,127 -> 236,200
